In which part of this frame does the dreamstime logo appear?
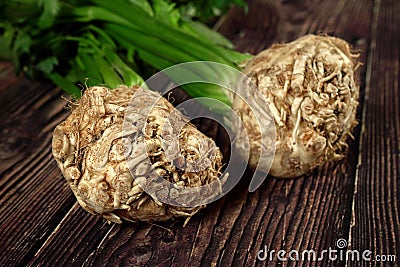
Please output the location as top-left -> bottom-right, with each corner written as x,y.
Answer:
122,61 -> 276,207
336,238 -> 347,249
257,238 -> 397,262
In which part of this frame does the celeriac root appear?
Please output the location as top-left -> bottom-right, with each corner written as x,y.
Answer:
52,86 -> 224,223
233,34 -> 359,178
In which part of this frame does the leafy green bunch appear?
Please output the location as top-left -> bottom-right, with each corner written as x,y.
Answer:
0,0 -> 249,105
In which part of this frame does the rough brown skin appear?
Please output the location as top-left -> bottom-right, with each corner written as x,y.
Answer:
52,86 -> 224,224
233,34 -> 360,178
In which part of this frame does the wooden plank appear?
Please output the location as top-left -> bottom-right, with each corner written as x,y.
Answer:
349,0 -> 400,265
0,77 -> 78,266
27,0 -> 374,266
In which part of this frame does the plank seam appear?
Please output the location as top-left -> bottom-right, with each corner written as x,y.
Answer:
29,202 -> 79,265
347,0 -> 381,265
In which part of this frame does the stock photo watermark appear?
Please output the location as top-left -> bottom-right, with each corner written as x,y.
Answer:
257,239 -> 397,263
123,61 -> 276,207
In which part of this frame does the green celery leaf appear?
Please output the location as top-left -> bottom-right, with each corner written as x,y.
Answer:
184,20 -> 233,48
38,0 -> 60,29
152,0 -> 180,27
0,24 -> 18,65
128,0 -> 154,16
0,36 -> 18,65
14,32 -> 32,53
47,72 -> 82,98
37,56 -> 59,74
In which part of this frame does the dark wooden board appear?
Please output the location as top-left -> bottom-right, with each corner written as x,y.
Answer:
0,0 -> 398,266
0,73 -> 77,265
348,0 -> 400,266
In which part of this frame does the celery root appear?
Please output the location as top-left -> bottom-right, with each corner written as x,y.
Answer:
52,86 -> 225,223
232,35 -> 360,178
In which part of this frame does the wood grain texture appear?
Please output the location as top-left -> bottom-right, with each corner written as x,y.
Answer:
349,0 -> 400,265
0,71 -> 77,266
27,0 -> 372,266
1,0 -> 398,266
